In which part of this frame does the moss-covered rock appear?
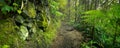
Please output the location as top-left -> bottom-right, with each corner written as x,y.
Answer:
0,0 -> 62,48
19,25 -> 29,40
36,13 -> 49,31
23,1 -> 36,18
0,19 -> 19,47
15,15 -> 24,24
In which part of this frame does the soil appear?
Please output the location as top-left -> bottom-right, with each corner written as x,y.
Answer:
50,22 -> 83,48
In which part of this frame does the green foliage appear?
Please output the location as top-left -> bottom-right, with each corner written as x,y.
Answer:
13,3 -> 18,7
0,0 -> 63,48
81,41 -> 103,48
82,3 -> 120,47
0,19 -> 21,48
1,45 -> 10,48
23,1 -> 36,18
0,0 -> 20,15
17,9 -> 22,14
56,0 -> 67,8
1,5 -> 13,14
50,0 -> 63,18
82,4 -> 120,35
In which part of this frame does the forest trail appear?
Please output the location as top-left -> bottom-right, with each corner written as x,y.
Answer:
50,21 -> 83,48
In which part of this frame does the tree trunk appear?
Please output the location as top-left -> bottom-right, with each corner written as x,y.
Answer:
119,0 -> 120,4
68,0 -> 71,21
74,0 -> 77,23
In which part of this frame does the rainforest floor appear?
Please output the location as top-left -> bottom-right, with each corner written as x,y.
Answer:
50,21 -> 83,48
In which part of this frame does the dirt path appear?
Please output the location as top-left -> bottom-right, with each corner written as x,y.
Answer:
50,22 -> 83,48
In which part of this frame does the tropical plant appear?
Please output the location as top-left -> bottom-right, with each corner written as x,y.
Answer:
82,3 -> 120,47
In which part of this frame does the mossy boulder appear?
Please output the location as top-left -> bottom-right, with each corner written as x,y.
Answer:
19,25 -> 29,40
23,1 -> 36,18
0,19 -> 19,47
37,13 -> 49,31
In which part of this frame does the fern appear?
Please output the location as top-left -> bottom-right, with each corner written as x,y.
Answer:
82,3 -> 120,47
1,5 -> 13,14
82,4 -> 120,35
0,0 -> 19,14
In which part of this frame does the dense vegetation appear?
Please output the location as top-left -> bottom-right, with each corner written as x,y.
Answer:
0,0 -> 64,48
69,0 -> 120,48
0,0 -> 120,48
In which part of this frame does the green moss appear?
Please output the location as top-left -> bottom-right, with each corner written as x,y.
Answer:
41,14 -> 48,27
19,25 -> 29,40
23,1 -> 36,18
37,13 -> 49,31
43,20 -> 61,44
0,19 -> 19,47
0,0 -> 63,48
1,45 -> 10,48
34,16 -> 61,47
